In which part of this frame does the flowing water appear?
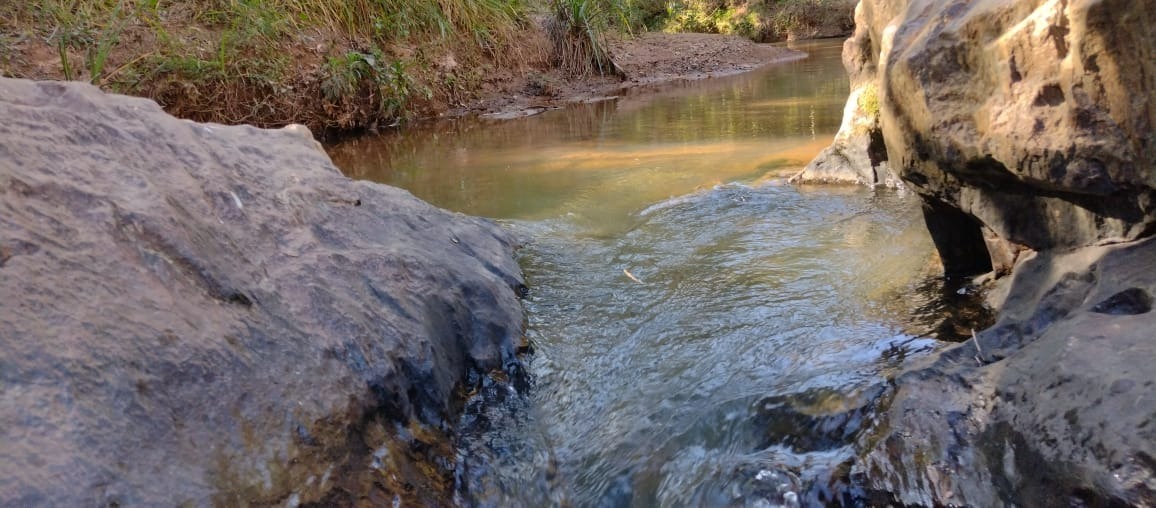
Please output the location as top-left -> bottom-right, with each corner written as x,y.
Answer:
329,39 -> 989,506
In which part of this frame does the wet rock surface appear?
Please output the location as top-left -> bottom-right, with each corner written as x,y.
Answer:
0,78 -> 525,505
803,0 -> 1156,504
857,239 -> 1156,506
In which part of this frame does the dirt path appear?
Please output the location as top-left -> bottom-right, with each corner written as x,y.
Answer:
456,32 -> 805,121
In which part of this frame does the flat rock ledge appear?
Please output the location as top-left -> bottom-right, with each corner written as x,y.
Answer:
0,78 -> 526,506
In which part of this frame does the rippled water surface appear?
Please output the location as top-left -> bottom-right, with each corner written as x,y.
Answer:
331,39 -> 986,506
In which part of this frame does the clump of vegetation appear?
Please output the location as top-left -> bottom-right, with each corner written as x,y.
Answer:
857,82 -> 879,117
546,0 -> 624,77
322,50 -> 428,125
652,0 -> 855,42
0,0 -> 530,132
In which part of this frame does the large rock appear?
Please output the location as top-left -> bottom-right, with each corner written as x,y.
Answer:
0,78 -> 526,505
811,0 -> 1156,266
856,238 -> 1156,506
878,0 -> 1156,265
800,1 -> 1156,504
793,2 -> 896,187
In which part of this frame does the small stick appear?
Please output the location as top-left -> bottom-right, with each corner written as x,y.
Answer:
623,268 -> 644,284
97,52 -> 151,87
972,329 -> 985,366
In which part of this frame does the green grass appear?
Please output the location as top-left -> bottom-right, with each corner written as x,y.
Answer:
26,0 -> 131,83
651,0 -> 855,42
1,0 -> 529,130
323,50 -> 429,121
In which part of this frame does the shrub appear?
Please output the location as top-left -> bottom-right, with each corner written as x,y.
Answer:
657,0 -> 855,42
547,0 -> 623,77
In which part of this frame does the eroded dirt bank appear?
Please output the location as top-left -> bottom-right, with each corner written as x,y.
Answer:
1,4 -> 801,136
465,32 -> 805,120
802,0 -> 1156,504
0,77 -> 527,505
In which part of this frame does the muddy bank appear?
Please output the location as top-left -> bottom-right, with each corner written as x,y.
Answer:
802,0 -> 1156,504
464,32 -> 805,120
0,77 -> 526,505
1,4 -> 800,135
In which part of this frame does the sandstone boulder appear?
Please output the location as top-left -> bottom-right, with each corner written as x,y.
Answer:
0,78 -> 525,505
857,238 -> 1156,506
793,1 -> 896,187
809,0 -> 1156,265
879,0 -> 1156,261
802,1 -> 1156,504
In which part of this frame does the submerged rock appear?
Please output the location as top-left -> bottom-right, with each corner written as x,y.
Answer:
802,0 -> 1156,504
0,78 -> 525,505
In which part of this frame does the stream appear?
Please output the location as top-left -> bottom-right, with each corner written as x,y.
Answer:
329,39 -> 990,507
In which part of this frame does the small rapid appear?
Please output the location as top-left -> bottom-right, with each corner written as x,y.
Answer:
330,39 -> 991,506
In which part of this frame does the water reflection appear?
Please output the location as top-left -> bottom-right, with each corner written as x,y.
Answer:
328,39 -> 848,226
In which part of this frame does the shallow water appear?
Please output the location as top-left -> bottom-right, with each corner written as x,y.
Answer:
330,40 -> 848,229
330,39 -> 989,506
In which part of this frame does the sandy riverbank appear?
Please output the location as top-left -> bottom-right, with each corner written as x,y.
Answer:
457,32 -> 805,121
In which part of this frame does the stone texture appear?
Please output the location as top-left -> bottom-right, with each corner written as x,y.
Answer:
803,0 -> 1156,504
794,2 -> 896,187
0,78 -> 526,505
880,0 -> 1156,254
856,238 -> 1156,506
804,0 -> 1156,251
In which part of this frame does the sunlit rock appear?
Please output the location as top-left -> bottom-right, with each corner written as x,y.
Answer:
0,78 -> 525,505
805,1 -> 1156,505
795,2 -> 896,187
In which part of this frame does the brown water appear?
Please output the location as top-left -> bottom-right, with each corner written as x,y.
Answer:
330,39 -> 990,506
330,40 -> 848,230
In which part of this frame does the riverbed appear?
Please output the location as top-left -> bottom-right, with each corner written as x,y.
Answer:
329,39 -> 989,506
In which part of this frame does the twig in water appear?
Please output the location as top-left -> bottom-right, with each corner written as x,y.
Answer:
623,268 -> 643,284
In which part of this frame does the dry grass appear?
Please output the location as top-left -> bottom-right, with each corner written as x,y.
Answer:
0,0 -> 535,132
546,0 -> 623,77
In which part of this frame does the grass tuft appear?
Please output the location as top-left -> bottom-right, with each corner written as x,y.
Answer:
547,0 -> 623,77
